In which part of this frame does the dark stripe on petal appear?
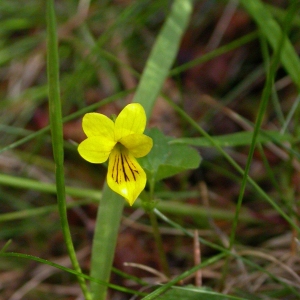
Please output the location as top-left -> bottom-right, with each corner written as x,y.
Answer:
121,153 -> 130,182
124,154 -> 139,180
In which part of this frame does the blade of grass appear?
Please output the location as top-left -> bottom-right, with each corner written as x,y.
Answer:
46,1 -> 91,298
225,0 -> 300,277
142,252 -> 227,300
265,2 -> 300,27
150,209 -> 300,299
90,184 -> 124,300
0,172 -> 258,224
163,95 -> 300,234
281,94 -> 300,134
240,0 -> 300,88
158,287 -> 248,300
0,199 -> 97,223
0,252 -> 146,297
0,173 -> 101,199
169,31 -> 258,77
133,0 -> 194,117
0,88 -> 135,155
171,130 -> 292,147
63,1 -> 147,98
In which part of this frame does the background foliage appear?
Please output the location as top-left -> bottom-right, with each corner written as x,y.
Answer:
1,0 -> 300,299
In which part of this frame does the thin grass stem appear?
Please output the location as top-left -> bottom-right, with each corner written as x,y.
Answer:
46,1 -> 91,298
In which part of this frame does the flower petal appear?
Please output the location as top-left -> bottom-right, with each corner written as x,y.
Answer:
120,134 -> 153,158
82,113 -> 115,140
107,146 -> 146,206
114,103 -> 146,140
78,136 -> 116,163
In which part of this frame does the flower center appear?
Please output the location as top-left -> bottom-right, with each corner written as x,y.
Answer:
110,143 -> 139,184
114,142 -> 125,152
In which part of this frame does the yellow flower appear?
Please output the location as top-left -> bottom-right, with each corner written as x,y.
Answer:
78,103 -> 153,206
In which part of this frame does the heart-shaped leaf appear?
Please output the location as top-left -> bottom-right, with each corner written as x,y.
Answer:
139,128 -> 201,182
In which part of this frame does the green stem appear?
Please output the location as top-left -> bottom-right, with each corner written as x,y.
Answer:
148,210 -> 170,278
46,1 -> 91,299
147,179 -> 170,277
90,183 -> 124,300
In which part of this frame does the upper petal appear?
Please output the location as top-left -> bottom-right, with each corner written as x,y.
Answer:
78,136 -> 116,163
82,113 -> 115,141
107,146 -> 146,206
119,134 -> 153,158
114,103 -> 146,140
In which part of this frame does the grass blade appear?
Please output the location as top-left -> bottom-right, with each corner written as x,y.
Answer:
133,0 -> 194,117
46,1 -> 91,299
240,0 -> 300,88
90,184 -> 124,300
0,252 -> 145,296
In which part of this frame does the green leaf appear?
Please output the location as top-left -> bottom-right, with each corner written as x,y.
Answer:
139,128 -> 201,182
90,183 -> 124,300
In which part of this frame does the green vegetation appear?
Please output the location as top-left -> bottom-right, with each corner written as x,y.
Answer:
1,0 -> 300,299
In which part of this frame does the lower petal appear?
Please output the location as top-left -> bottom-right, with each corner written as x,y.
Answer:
107,146 -> 146,206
